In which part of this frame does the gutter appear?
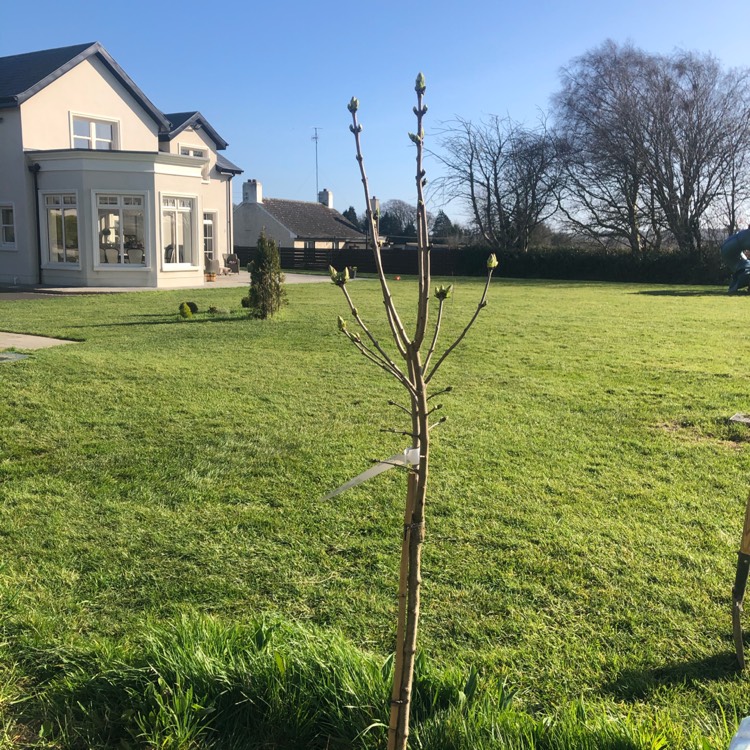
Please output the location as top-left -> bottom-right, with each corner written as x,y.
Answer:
28,163 -> 42,283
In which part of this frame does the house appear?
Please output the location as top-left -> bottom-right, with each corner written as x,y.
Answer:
233,180 -> 364,253
0,42 -> 243,288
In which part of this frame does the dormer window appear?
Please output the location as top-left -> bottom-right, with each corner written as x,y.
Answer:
72,116 -> 118,150
180,146 -> 205,158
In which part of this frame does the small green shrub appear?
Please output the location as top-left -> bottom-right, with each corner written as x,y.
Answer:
245,232 -> 286,319
178,302 -> 192,319
186,302 -> 198,314
207,306 -> 230,315
240,296 -> 250,308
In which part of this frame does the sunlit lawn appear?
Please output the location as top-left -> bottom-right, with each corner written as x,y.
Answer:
1,277 -> 749,747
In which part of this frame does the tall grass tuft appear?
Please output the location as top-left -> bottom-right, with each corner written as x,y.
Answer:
0,613 -> 724,749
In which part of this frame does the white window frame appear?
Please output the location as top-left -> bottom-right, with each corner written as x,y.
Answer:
0,203 -> 16,251
92,191 -> 150,270
179,144 -> 206,159
160,192 -> 199,270
40,191 -> 80,268
203,211 -> 217,261
179,143 -> 210,182
70,112 -> 120,150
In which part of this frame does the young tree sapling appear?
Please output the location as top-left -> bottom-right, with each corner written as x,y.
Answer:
329,74 -> 498,750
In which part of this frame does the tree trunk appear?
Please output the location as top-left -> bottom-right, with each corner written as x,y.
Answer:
388,365 -> 429,750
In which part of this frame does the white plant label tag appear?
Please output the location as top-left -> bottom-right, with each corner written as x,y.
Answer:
321,447 -> 420,501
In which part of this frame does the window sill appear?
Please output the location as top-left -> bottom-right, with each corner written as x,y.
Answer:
93,265 -> 150,271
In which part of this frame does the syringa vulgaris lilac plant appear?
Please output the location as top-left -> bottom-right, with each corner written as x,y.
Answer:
329,74 -> 497,750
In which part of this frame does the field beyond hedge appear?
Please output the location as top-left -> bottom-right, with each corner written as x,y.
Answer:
1,277 -> 750,748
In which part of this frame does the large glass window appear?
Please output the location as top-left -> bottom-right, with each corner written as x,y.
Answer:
162,197 -> 195,265
97,194 -> 145,265
203,212 -> 215,260
0,205 -> 15,248
45,194 -> 79,264
73,117 -> 116,150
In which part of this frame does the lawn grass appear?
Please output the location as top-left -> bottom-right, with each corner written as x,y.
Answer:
1,278 -> 749,748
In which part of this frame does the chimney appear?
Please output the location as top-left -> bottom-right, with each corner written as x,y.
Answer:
318,188 -> 333,209
243,179 -> 263,204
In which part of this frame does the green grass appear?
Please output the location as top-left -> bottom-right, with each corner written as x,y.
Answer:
1,279 -> 749,747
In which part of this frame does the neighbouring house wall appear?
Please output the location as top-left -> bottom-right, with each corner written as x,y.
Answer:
0,108 -> 38,284
20,56 -> 159,152
234,202 -> 295,248
292,240 -> 335,250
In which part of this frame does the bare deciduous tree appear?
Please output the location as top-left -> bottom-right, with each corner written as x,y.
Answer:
553,40 -> 750,256
639,50 -> 750,257
433,115 -> 562,252
330,75 -> 496,750
553,41 -> 663,253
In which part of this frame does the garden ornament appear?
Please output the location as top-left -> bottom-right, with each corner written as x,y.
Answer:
321,448 -> 420,501
732,493 -> 750,668
721,228 -> 750,294
729,716 -> 750,750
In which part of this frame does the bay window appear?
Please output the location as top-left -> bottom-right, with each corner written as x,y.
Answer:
162,196 -> 195,265
96,194 -> 146,265
45,194 -> 79,264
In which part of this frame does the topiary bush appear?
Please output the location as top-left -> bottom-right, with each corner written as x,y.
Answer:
178,302 -> 192,319
245,232 -> 286,319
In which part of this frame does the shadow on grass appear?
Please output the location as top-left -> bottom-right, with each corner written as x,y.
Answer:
604,651 -> 740,701
66,315 -> 249,329
633,289 -> 730,297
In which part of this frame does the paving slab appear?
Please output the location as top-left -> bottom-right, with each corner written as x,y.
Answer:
0,332 -> 77,351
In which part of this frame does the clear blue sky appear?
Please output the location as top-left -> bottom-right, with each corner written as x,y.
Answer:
3,0 -> 749,223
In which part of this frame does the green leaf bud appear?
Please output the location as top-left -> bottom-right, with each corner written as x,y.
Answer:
408,132 -> 421,145
486,253 -> 499,270
434,284 -> 453,301
337,315 -> 347,332
329,265 -> 338,282
347,97 -> 359,113
415,72 -> 426,94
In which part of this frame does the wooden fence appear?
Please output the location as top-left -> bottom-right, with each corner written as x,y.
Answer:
233,245 -> 485,277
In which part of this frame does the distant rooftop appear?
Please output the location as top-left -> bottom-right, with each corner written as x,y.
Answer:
260,198 -> 363,240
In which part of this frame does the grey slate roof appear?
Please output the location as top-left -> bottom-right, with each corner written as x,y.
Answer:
259,199 -> 363,240
0,42 -> 242,172
215,153 -> 243,175
0,42 -> 170,130
162,111 -> 229,151
0,42 -> 92,103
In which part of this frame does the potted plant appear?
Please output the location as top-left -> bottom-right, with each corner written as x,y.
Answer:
205,257 -> 220,281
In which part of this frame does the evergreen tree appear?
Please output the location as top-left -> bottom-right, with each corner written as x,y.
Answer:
402,221 -> 417,238
342,205 -> 360,229
431,209 -> 455,240
378,211 -> 403,238
247,232 -> 286,319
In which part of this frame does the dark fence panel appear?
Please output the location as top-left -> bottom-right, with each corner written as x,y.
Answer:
234,244 -> 728,285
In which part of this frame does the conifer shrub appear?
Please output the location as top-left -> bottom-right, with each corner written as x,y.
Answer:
245,232 -> 286,319
186,301 -> 198,314
178,302 -> 192,319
